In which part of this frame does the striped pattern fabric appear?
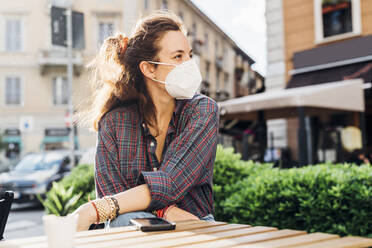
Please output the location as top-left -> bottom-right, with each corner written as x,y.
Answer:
95,93 -> 219,218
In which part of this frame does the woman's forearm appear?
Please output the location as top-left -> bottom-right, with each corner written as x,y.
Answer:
111,184 -> 200,221
114,184 -> 152,214
74,183 -> 199,231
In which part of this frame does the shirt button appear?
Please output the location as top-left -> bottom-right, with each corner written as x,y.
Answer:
150,142 -> 154,147
153,167 -> 158,171
142,123 -> 146,128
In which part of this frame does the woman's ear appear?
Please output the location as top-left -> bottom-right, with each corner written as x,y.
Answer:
139,61 -> 155,79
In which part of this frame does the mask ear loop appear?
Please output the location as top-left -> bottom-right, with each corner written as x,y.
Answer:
147,61 -> 176,66
152,77 -> 166,84
146,61 -> 176,84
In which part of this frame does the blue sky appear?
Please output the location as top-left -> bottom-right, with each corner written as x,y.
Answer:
190,0 -> 267,75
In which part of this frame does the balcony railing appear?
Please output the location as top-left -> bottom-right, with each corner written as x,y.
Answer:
200,80 -> 210,96
38,50 -> 83,75
215,89 -> 230,101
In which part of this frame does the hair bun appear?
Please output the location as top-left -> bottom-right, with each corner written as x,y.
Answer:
120,36 -> 129,55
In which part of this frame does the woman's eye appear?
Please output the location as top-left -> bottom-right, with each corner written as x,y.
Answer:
190,54 -> 193,58
174,54 -> 182,59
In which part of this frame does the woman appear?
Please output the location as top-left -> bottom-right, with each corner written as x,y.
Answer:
73,11 -> 219,231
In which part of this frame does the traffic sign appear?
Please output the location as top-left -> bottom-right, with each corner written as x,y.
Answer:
19,116 -> 34,133
51,6 -> 85,50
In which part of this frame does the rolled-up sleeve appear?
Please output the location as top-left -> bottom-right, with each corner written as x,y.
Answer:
95,112 -> 127,198
142,99 -> 219,211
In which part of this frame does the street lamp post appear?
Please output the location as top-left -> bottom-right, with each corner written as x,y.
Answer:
66,4 -> 75,166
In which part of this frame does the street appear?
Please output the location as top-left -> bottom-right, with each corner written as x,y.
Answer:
4,203 -> 45,240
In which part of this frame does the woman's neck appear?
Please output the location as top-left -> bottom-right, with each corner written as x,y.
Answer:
148,86 -> 176,127
154,97 -> 175,126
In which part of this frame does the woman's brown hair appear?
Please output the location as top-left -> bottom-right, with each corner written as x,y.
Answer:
78,11 -> 186,135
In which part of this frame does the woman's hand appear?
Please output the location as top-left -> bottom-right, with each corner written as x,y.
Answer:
71,202 -> 97,232
163,206 -> 199,222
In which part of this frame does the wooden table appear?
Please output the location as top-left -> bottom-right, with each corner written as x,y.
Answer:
1,220 -> 372,248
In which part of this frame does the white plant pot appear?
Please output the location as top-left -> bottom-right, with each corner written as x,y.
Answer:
42,214 -> 79,248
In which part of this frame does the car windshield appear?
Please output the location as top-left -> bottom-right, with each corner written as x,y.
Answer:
14,153 -> 64,171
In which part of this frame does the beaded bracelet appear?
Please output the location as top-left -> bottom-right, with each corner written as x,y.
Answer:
90,201 -> 99,224
103,196 -> 116,220
156,208 -> 165,218
95,198 -> 109,223
111,197 -> 120,216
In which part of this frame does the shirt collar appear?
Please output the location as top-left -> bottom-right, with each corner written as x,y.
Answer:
173,98 -> 184,118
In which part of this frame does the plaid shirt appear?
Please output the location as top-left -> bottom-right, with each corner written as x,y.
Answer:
95,93 -> 219,218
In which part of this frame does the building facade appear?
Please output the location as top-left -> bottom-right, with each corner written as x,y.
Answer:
0,0 -> 263,161
265,0 -> 288,150
265,0 -> 372,164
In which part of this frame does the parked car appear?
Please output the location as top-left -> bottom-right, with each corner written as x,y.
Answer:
0,150 -> 81,203
0,158 -> 19,174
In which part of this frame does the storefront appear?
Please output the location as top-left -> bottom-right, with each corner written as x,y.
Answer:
41,128 -> 79,151
218,79 -> 365,167
2,129 -> 22,160
287,34 -> 372,163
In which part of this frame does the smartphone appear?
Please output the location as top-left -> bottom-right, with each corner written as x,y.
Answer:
130,217 -> 176,232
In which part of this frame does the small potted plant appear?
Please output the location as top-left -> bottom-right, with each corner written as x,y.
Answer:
37,182 -> 82,248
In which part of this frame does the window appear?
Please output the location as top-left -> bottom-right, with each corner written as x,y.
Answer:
5,77 -> 21,105
215,40 -> 219,57
204,32 -> 209,52
224,72 -> 229,88
144,0 -> 149,10
205,61 -> 210,81
223,46 -> 227,62
192,23 -> 197,38
242,70 -> 249,85
216,69 -> 220,90
5,19 -> 22,51
98,21 -> 114,46
314,0 -> 361,43
178,11 -> 184,20
53,76 -> 68,105
161,0 -> 168,9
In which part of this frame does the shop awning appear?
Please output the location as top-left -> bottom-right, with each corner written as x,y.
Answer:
290,35 -> 372,71
2,136 -> 21,144
41,136 -> 79,147
287,61 -> 372,89
287,34 -> 372,89
217,79 -> 365,120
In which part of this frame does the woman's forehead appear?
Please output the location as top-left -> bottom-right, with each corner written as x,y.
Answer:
158,30 -> 191,55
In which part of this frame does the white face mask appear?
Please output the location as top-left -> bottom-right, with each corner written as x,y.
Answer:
147,59 -> 203,99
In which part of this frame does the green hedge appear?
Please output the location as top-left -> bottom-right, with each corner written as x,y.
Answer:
44,145 -> 372,237
222,163 -> 372,237
212,145 -> 273,220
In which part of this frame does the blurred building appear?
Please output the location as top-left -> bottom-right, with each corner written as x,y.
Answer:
0,0 -> 264,160
219,0 -> 371,166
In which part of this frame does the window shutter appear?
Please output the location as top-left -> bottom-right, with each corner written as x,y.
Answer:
5,77 -> 21,104
5,19 -> 22,51
62,77 -> 68,104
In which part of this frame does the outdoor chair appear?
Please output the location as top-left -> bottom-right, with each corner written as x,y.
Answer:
0,191 -> 14,241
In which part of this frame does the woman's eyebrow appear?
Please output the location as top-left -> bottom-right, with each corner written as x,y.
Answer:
171,49 -> 193,54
